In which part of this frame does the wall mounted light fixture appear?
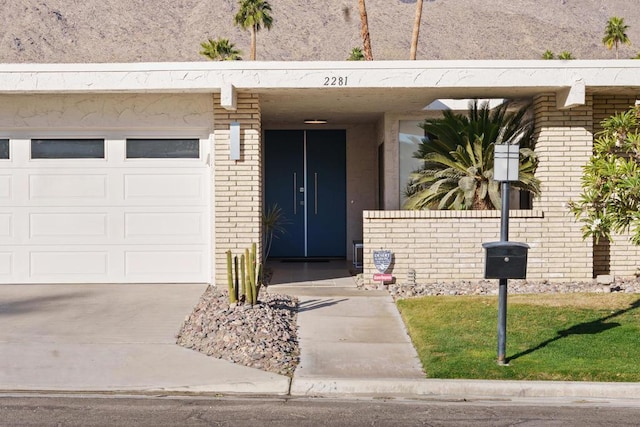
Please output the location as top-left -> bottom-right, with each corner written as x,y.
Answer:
230,121 -> 240,160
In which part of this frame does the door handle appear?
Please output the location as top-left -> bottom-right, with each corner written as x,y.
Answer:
314,173 -> 318,215
293,172 -> 297,215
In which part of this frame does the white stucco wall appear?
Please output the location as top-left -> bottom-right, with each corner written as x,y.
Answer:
0,93 -> 214,133
346,123 -> 378,255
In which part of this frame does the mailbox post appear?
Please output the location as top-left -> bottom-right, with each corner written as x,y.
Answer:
487,144 -> 524,365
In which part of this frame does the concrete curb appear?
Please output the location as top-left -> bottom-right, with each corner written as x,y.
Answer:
0,379 -> 292,396
291,378 -> 640,399
4,378 -> 640,401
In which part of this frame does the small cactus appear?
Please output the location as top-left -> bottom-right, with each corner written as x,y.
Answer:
226,250 -> 237,304
224,243 -> 263,306
240,254 -> 246,303
233,255 -> 239,301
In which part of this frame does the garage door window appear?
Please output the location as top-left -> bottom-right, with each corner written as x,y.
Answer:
126,139 -> 199,159
0,139 -> 8,159
31,139 -> 105,159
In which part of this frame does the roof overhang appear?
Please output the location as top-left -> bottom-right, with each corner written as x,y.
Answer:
1,60 -> 638,124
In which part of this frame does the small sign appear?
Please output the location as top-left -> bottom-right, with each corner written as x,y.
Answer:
373,250 -> 393,273
373,273 -> 393,282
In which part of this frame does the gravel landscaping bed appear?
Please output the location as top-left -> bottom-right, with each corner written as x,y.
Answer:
176,285 -> 299,377
355,274 -> 640,300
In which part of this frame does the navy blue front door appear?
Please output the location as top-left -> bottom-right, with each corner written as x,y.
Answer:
265,130 -> 346,258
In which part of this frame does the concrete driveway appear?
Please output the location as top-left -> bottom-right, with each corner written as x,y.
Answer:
0,284 -> 289,394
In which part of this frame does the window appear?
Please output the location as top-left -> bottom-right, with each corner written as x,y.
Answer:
126,139 -> 199,159
399,121 -> 425,206
31,139 -> 105,159
0,139 -> 8,159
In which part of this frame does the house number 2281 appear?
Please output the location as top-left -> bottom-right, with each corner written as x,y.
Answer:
323,76 -> 348,86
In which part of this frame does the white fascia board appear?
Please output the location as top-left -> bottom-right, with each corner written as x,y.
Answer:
0,60 -> 638,94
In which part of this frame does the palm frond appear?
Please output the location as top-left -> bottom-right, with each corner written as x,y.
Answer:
406,99 -> 538,210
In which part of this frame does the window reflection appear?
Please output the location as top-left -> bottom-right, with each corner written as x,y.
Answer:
31,139 -> 105,159
399,121 -> 425,207
126,139 -> 199,159
0,139 -> 8,159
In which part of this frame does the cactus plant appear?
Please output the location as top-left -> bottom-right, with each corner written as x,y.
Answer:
226,250 -> 237,304
240,254 -> 246,303
224,243 -> 263,306
233,255 -> 239,302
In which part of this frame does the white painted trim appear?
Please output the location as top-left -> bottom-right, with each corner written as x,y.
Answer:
0,60 -> 638,94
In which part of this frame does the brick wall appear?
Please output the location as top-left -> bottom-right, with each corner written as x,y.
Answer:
213,93 -> 262,283
363,210 -> 545,283
531,93 -> 593,280
362,93 -> 601,284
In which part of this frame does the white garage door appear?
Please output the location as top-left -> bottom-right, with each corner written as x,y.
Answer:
0,137 -> 210,284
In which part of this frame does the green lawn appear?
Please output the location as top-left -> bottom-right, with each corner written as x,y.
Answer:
396,293 -> 640,381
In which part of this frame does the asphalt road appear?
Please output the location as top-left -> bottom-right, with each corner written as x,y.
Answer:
1,394 -> 640,426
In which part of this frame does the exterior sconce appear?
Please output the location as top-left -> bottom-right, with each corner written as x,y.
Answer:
230,121 -> 240,160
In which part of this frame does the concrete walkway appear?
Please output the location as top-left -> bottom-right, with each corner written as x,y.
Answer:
267,261 -> 428,396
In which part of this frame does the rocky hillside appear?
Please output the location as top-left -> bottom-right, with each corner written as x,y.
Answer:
1,0 -> 639,63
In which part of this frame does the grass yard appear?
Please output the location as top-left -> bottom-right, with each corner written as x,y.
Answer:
396,293 -> 640,381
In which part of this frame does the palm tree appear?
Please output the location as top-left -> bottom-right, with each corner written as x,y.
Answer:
409,0 -> 423,60
199,38 -> 242,61
234,0 -> 273,61
358,0 -> 373,60
541,50 -> 555,59
602,16 -> 631,59
403,100 -> 540,210
557,51 -> 575,60
347,47 -> 365,60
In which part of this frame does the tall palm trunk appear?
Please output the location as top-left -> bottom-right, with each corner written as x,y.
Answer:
358,0 -> 373,60
409,0 -> 423,60
250,25 -> 257,60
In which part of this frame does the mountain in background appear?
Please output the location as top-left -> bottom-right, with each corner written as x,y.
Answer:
1,0 -> 639,63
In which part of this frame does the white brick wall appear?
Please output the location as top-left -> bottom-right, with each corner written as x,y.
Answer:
213,93 -> 262,283
361,93 -> 604,284
363,210 -> 547,283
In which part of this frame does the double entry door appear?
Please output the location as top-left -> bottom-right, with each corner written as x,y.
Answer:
265,130 -> 346,258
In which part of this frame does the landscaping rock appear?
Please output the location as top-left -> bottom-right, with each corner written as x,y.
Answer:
176,285 -> 299,377
376,277 -> 640,300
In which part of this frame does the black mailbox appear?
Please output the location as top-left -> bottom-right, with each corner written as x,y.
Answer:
482,241 -> 529,279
